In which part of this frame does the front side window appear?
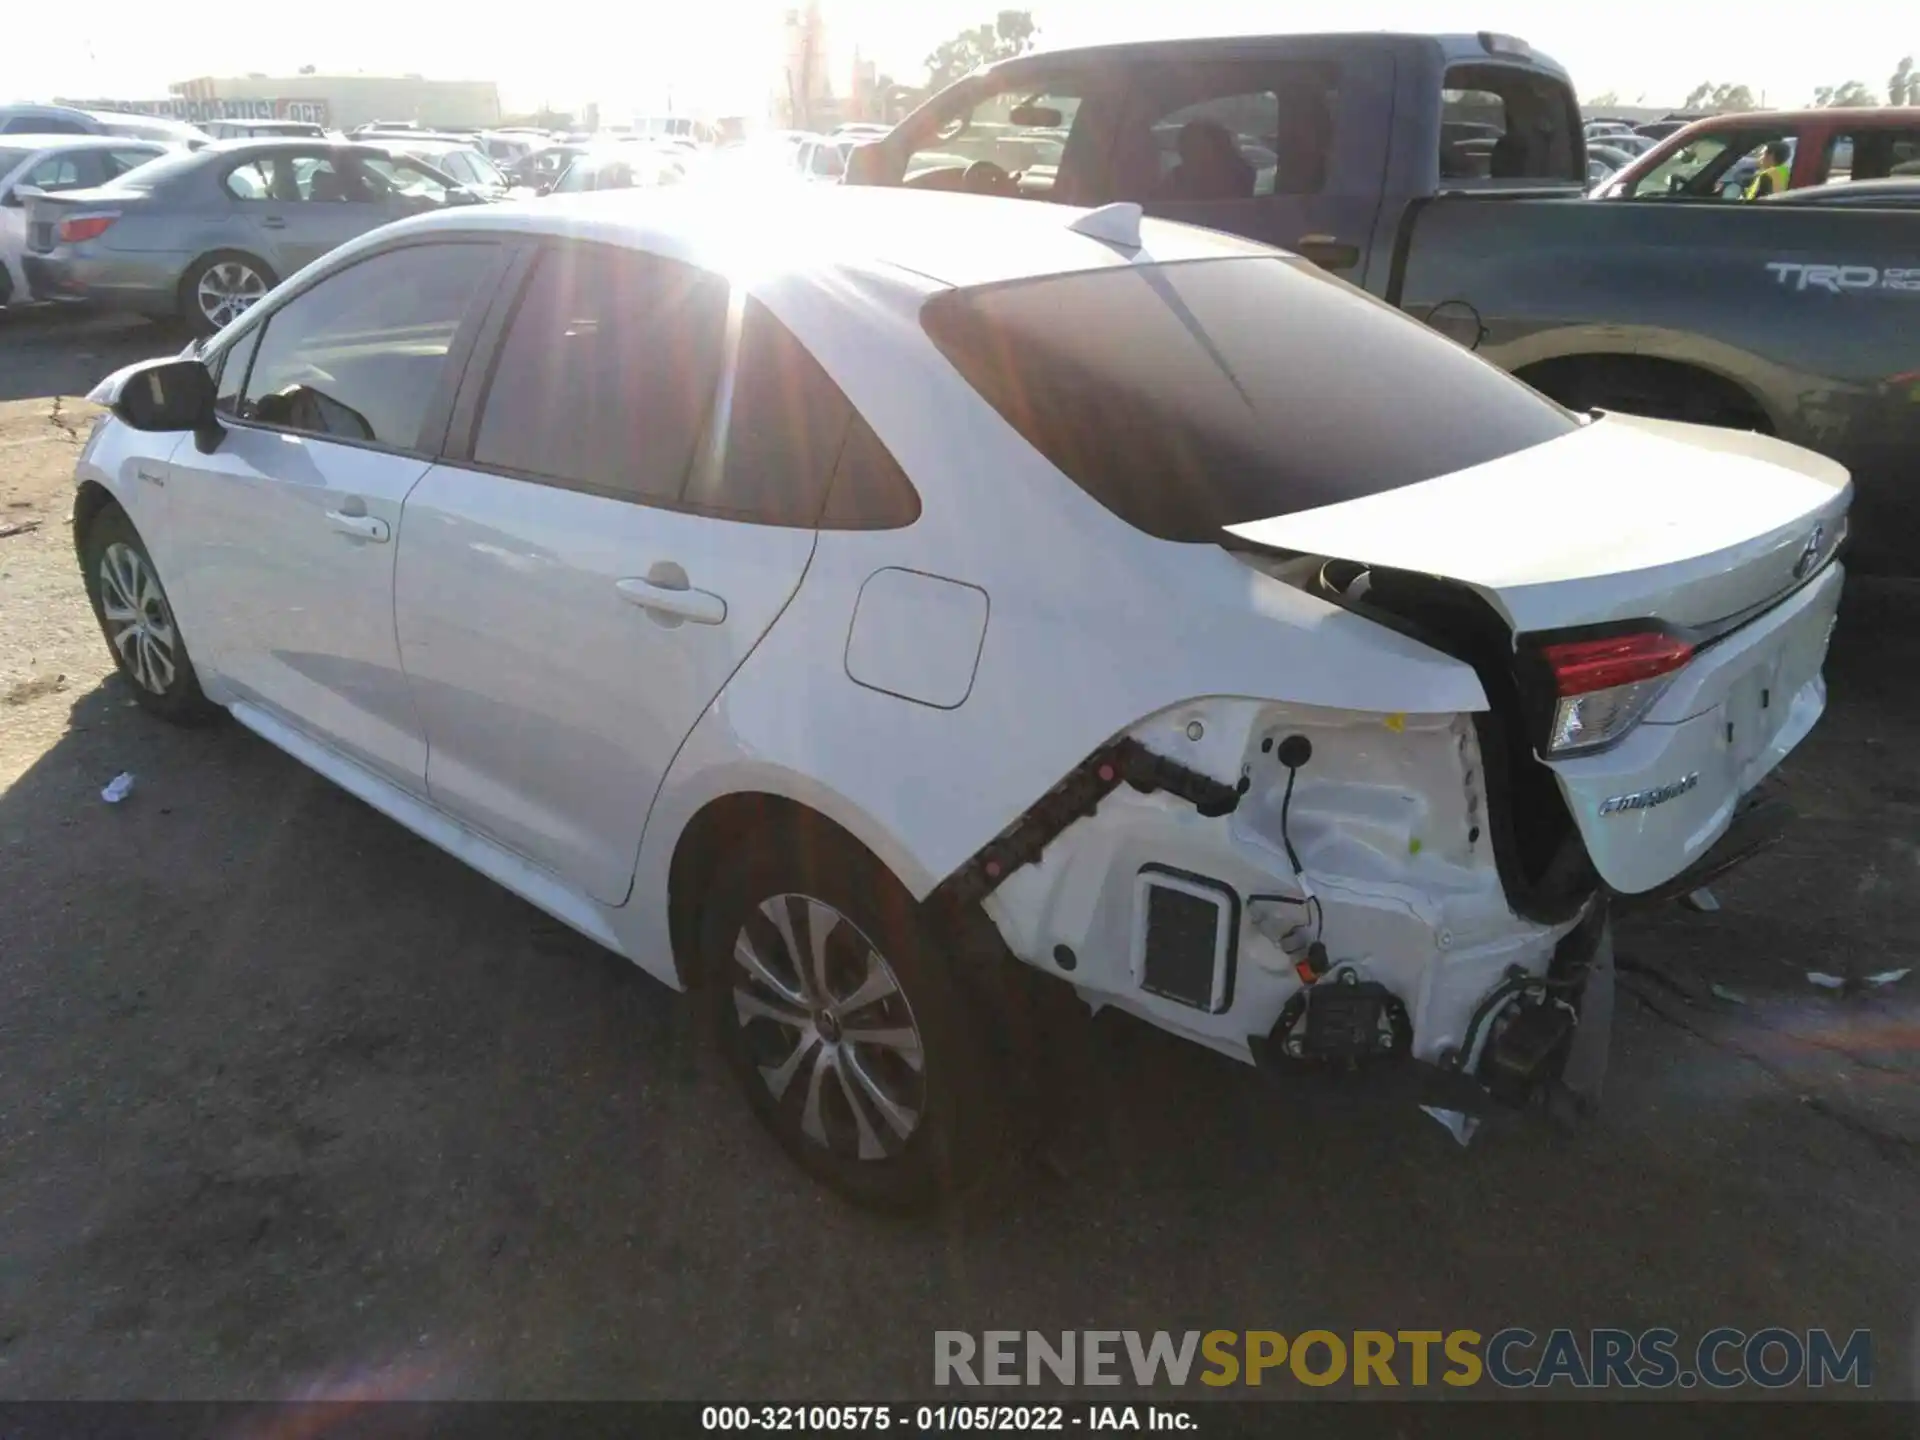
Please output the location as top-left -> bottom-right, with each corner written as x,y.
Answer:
1439,65 -> 1581,183
471,246 -> 729,502
906,84 -> 1085,196
239,242 -> 496,448
922,256 -> 1574,542
212,324 -> 264,417
223,153 -> 358,203
1621,130 -> 1790,199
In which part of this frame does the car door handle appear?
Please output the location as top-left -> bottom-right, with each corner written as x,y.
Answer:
325,510 -> 390,542
616,576 -> 727,626
260,215 -> 289,229
1295,234 -> 1360,271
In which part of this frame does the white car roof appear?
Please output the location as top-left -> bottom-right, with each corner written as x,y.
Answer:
385,186 -> 1276,291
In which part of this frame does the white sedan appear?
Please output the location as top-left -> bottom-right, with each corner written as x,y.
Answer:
75,188 -> 1847,1209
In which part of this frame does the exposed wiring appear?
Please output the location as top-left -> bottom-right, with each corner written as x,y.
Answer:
1279,765 -> 1303,874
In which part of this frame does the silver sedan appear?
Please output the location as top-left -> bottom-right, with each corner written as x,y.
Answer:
22,139 -> 482,335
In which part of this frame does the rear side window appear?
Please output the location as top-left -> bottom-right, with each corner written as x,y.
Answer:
921,257 -> 1574,542
1115,61 -> 1341,202
1441,65 -> 1581,183
473,246 -> 729,502
680,299 -> 919,529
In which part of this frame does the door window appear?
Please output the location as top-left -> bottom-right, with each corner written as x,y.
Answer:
23,153 -> 91,190
1821,128 -> 1920,184
1116,62 -> 1341,201
1620,130 -> 1790,199
223,153 -> 359,203
238,242 -> 497,449
1439,65 -> 1581,183
907,85 -> 1086,196
471,246 -> 730,503
212,324 -> 264,417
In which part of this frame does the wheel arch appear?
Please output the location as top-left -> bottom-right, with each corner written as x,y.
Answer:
72,479 -> 121,562
1512,352 -> 1777,435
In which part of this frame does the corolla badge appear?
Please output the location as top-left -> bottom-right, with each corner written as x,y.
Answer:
1792,523 -> 1826,581
1598,773 -> 1699,816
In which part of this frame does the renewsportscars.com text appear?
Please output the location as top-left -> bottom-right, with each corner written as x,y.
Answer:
933,1328 -> 1872,1390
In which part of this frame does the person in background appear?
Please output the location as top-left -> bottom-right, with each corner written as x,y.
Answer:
1746,140 -> 1793,198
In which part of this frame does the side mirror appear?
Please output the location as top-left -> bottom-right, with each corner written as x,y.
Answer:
0,190 -> 19,209
111,357 -> 223,454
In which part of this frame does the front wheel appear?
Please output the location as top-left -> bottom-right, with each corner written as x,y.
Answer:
699,829 -> 997,1212
181,251 -> 275,338
80,505 -> 218,724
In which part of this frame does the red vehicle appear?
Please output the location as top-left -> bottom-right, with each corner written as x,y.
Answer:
1594,108 -> 1920,200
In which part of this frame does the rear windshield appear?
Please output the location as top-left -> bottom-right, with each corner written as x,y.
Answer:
920,256 -> 1575,541
103,151 -> 204,191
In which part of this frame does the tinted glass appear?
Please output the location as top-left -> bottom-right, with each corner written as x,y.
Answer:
360,156 -> 449,205
682,298 -> 851,526
921,257 -> 1575,542
1441,65 -> 1582,183
473,246 -> 729,502
1119,62 -> 1340,201
819,414 -> 921,531
224,153 -> 358,203
241,242 -> 496,448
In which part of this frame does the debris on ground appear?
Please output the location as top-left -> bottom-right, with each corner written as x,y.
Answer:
1806,968 -> 1911,994
1709,983 -> 1749,1005
1680,887 -> 1721,913
0,518 -> 43,540
1865,968 -> 1910,989
100,772 -> 135,804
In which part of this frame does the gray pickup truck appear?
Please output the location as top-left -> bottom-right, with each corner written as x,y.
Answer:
846,32 -> 1918,571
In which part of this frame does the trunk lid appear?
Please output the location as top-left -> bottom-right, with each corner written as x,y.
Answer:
1226,412 -> 1850,635
1229,414 -> 1851,896
23,186 -> 140,253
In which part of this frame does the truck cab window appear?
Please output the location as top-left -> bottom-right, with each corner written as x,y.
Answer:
902,84 -> 1088,200
1440,65 -> 1580,183
1823,128 -> 1920,185
1112,62 -> 1341,202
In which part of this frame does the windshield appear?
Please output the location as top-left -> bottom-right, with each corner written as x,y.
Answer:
921,256 -> 1575,542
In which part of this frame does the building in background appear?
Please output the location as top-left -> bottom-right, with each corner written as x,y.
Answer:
777,3 -> 836,130
168,74 -> 502,130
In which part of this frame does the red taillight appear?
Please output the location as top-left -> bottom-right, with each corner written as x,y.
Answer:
58,215 -> 116,244
1541,632 -> 1693,696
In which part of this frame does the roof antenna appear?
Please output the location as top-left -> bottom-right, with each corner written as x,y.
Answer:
1067,201 -> 1143,251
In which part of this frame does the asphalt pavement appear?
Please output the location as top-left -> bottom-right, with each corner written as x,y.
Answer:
1,310 -> 1916,1402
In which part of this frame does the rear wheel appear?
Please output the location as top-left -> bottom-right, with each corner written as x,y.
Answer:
699,828 -> 996,1211
79,505 -> 218,724
181,251 -> 275,338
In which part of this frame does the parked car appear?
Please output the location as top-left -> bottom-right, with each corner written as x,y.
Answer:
76,186 -> 1846,1208
201,120 -> 328,141
847,33 -> 1918,570
1586,142 -> 1636,174
793,135 -> 854,182
376,138 -> 511,198
505,143 -> 590,192
22,139 -> 476,335
0,135 -> 169,306
479,130 -> 544,167
1597,108 -> 1920,200
547,148 -> 683,193
0,104 -> 209,147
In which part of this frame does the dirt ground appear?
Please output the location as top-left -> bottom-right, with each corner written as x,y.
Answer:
1,311 -> 1917,1402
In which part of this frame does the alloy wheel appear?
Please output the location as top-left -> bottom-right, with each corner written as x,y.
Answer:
195,261 -> 267,329
98,542 -> 177,696
729,893 -> 927,1161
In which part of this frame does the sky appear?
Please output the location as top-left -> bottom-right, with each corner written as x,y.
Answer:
5,0 -> 1915,117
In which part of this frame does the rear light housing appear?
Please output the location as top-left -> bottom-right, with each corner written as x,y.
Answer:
1538,631 -> 1693,756
58,214 -> 117,244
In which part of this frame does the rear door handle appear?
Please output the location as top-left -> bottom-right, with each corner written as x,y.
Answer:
325,509 -> 390,542
260,215 -> 288,229
616,575 -> 727,626
1295,234 -> 1360,271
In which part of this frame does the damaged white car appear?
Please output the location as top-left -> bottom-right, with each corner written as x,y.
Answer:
75,188 -> 1848,1209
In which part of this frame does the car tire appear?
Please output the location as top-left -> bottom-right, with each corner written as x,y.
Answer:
180,251 -> 276,338
79,504 -> 219,725
699,825 -> 996,1212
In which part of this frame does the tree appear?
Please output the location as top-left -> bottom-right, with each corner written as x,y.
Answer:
1892,57 -> 1916,106
1584,90 -> 1621,109
923,10 -> 1037,90
1683,81 -> 1758,112
1814,80 -> 1877,107
297,64 -> 316,76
